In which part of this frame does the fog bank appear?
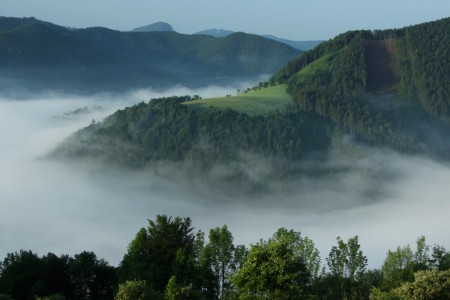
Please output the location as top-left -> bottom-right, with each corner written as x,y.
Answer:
1,88 -> 449,268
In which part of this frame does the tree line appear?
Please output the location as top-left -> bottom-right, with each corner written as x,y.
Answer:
1,215 -> 450,300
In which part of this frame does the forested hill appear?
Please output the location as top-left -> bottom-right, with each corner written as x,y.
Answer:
51,95 -> 333,189
270,17 -> 450,155
0,16 -> 300,92
51,18 -> 450,183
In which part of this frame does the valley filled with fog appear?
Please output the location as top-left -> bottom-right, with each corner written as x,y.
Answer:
1,86 -> 449,268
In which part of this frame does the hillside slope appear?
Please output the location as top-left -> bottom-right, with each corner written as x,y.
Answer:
194,27 -> 322,51
51,95 -> 332,189
270,17 -> 450,156
0,17 -> 300,92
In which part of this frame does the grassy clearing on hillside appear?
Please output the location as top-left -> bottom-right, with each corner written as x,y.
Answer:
183,84 -> 292,116
290,53 -> 333,84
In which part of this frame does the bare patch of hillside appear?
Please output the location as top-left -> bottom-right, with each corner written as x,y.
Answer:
364,39 -> 398,93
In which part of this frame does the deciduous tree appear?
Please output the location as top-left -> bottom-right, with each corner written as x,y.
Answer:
395,269 -> 450,299
232,229 -> 308,299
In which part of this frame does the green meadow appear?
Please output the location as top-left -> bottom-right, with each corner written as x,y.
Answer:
290,53 -> 333,83
183,84 -> 292,116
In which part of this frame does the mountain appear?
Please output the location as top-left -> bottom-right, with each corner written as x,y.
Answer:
52,18 -> 450,176
51,94 -> 333,190
0,16 -> 43,32
131,22 -> 175,32
0,17 -> 300,93
194,28 -> 321,51
270,17 -> 450,156
194,28 -> 234,38
262,35 -> 322,51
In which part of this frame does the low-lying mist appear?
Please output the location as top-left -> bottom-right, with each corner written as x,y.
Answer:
1,86 -> 449,269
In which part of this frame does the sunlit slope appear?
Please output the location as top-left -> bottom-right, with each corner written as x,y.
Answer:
183,84 -> 292,116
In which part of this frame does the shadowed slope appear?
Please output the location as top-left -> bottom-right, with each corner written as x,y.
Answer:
365,39 -> 398,93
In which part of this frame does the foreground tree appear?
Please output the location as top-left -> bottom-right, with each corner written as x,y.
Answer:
0,250 -> 42,300
199,225 -> 246,299
382,245 -> 414,291
380,236 -> 434,291
68,251 -> 117,300
0,250 -> 116,300
118,215 -> 196,294
272,228 -> 321,284
322,236 -> 368,298
164,276 -> 193,300
430,245 -> 450,270
40,253 -> 72,297
232,229 -> 309,299
414,236 -> 430,269
327,236 -> 368,282
395,269 -> 450,299
115,280 -> 157,300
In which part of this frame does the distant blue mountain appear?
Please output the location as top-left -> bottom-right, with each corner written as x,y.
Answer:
193,27 -> 322,51
131,22 -> 175,32
262,35 -> 322,51
0,17 -> 300,93
194,29 -> 234,38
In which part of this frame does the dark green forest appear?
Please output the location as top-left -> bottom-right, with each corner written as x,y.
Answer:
52,95 -> 334,187
270,17 -> 450,157
1,215 -> 450,300
0,16 -> 299,92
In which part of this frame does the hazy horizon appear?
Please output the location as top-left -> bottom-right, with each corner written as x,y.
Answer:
2,0 -> 449,40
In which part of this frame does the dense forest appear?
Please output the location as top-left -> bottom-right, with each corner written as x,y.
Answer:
269,17 -> 450,157
52,95 -> 334,189
1,215 -> 450,300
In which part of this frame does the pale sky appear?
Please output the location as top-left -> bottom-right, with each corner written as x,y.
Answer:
2,0 -> 449,40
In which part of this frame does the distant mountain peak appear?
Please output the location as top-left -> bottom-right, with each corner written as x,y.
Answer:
193,27 -> 321,50
131,22 -> 175,32
0,16 -> 44,32
194,28 -> 234,38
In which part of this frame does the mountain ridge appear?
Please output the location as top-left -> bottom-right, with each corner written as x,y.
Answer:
131,21 -> 175,32
0,16 -> 300,93
194,28 -> 233,38
193,27 -> 322,50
